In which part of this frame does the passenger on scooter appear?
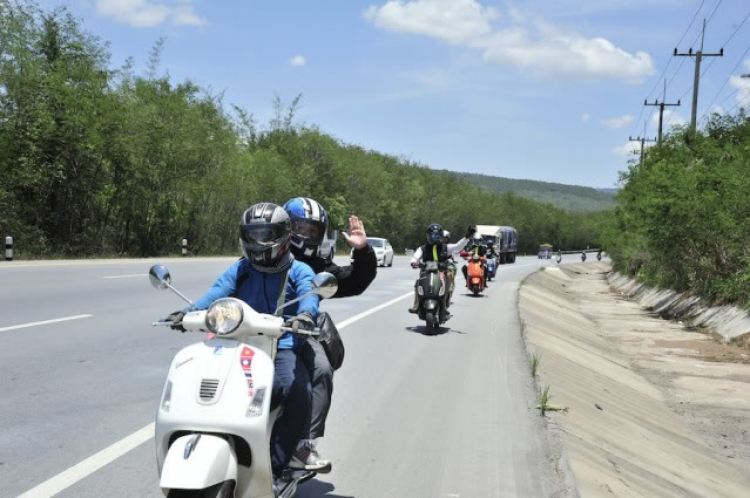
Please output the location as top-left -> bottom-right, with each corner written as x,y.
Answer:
164,203 -> 317,491
461,233 -> 489,285
282,197 -> 378,473
441,230 -> 457,297
408,224 -> 473,312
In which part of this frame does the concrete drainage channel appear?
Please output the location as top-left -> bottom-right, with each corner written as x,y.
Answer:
518,263 -> 750,498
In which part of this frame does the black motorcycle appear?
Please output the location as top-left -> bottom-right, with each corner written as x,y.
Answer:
412,261 -> 450,335
581,252 -> 587,262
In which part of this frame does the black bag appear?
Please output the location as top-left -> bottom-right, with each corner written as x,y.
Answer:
316,312 -> 345,370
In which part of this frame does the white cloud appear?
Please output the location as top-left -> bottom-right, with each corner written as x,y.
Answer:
581,112 -> 590,122
290,55 -> 307,67
364,0 -> 499,45
729,74 -> 750,108
602,114 -> 633,129
364,1 -> 654,81
96,0 -> 206,28
480,22 -> 654,81
613,139 -> 652,158
652,110 -> 685,127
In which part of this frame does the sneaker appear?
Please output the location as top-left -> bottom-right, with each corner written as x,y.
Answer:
289,441 -> 332,473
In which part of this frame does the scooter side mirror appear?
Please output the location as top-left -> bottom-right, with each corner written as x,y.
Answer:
149,264 -> 171,290
148,264 -> 194,306
312,272 -> 338,299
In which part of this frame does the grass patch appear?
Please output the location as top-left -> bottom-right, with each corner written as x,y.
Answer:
536,384 -> 568,416
531,352 -> 541,377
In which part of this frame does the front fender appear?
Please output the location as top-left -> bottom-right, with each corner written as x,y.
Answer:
160,434 -> 237,491
422,299 -> 440,311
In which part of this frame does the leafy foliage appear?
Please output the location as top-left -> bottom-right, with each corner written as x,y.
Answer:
0,1 -> 606,258
603,113 -> 750,307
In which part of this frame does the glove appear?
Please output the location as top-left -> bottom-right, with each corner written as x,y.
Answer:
465,225 -> 477,238
284,312 -> 315,333
164,311 -> 186,332
411,262 -> 419,268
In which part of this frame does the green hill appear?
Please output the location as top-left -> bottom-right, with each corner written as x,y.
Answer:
451,172 -> 616,211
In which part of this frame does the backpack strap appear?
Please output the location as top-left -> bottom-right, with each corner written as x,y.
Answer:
274,268 -> 291,316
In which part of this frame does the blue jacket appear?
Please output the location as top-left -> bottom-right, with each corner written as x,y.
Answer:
190,259 -> 319,349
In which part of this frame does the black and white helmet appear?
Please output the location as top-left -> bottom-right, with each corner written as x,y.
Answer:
472,233 -> 483,245
239,203 -> 291,267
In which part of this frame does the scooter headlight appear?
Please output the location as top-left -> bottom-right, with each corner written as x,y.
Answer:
417,286 -> 424,296
205,299 -> 243,335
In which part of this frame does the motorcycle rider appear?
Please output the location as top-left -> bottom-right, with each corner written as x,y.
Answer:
409,224 -> 474,313
164,203 -> 317,493
282,197 -> 377,473
461,233 -> 490,286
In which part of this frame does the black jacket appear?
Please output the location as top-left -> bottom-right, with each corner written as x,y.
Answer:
301,246 -> 378,298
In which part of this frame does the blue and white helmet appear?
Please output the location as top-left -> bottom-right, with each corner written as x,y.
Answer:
283,197 -> 329,258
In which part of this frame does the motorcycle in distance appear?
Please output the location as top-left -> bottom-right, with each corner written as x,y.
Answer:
581,252 -> 587,262
485,255 -> 497,281
410,260 -> 450,335
149,264 -> 338,498
597,251 -> 602,262
556,252 -> 562,264
460,252 -> 487,296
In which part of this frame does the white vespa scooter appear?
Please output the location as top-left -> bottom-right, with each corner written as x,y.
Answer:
149,264 -> 337,498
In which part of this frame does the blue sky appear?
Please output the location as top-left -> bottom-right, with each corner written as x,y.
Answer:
44,0 -> 750,188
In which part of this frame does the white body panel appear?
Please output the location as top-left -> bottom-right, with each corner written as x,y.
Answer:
160,434 -> 237,489
155,335 -> 276,498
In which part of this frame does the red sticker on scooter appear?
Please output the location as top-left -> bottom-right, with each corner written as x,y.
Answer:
240,346 -> 255,396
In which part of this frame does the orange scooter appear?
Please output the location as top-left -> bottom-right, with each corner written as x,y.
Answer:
460,251 -> 486,296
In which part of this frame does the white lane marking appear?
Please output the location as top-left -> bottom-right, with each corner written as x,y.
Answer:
102,274 -> 147,279
337,291 -> 413,330
15,423 -> 155,498
11,288 -> 413,498
0,314 -> 93,333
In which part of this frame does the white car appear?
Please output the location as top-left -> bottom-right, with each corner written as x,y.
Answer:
354,237 -> 394,267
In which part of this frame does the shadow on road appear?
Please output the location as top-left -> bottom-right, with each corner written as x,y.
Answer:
296,479 -> 355,498
405,325 -> 466,336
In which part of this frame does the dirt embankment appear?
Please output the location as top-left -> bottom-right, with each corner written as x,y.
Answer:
519,263 -> 750,498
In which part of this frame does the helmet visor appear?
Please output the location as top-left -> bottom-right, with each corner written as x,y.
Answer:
240,224 -> 287,247
291,218 -> 325,245
427,232 -> 442,244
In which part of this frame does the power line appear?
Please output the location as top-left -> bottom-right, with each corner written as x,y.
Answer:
700,42 -> 750,122
630,0 -> 709,137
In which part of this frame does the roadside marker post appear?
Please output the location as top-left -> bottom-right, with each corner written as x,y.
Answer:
182,239 -> 188,257
5,236 -> 13,261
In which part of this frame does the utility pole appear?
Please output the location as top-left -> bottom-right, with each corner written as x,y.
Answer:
628,136 -> 657,164
674,19 -> 723,134
644,80 -> 680,142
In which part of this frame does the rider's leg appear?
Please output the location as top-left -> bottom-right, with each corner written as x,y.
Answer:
291,339 -> 333,472
409,281 -> 419,312
270,348 -> 311,477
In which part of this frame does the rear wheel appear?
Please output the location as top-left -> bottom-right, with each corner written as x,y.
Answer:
472,287 -> 479,296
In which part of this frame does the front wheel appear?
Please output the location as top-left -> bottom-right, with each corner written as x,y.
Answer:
168,481 -> 234,498
424,312 -> 436,335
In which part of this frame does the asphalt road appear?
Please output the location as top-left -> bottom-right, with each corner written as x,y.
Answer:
0,254 -> 580,498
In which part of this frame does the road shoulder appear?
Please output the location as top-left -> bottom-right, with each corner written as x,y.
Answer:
519,263 -> 750,498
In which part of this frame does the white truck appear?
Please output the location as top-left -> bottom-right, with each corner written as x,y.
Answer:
475,225 -> 519,264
